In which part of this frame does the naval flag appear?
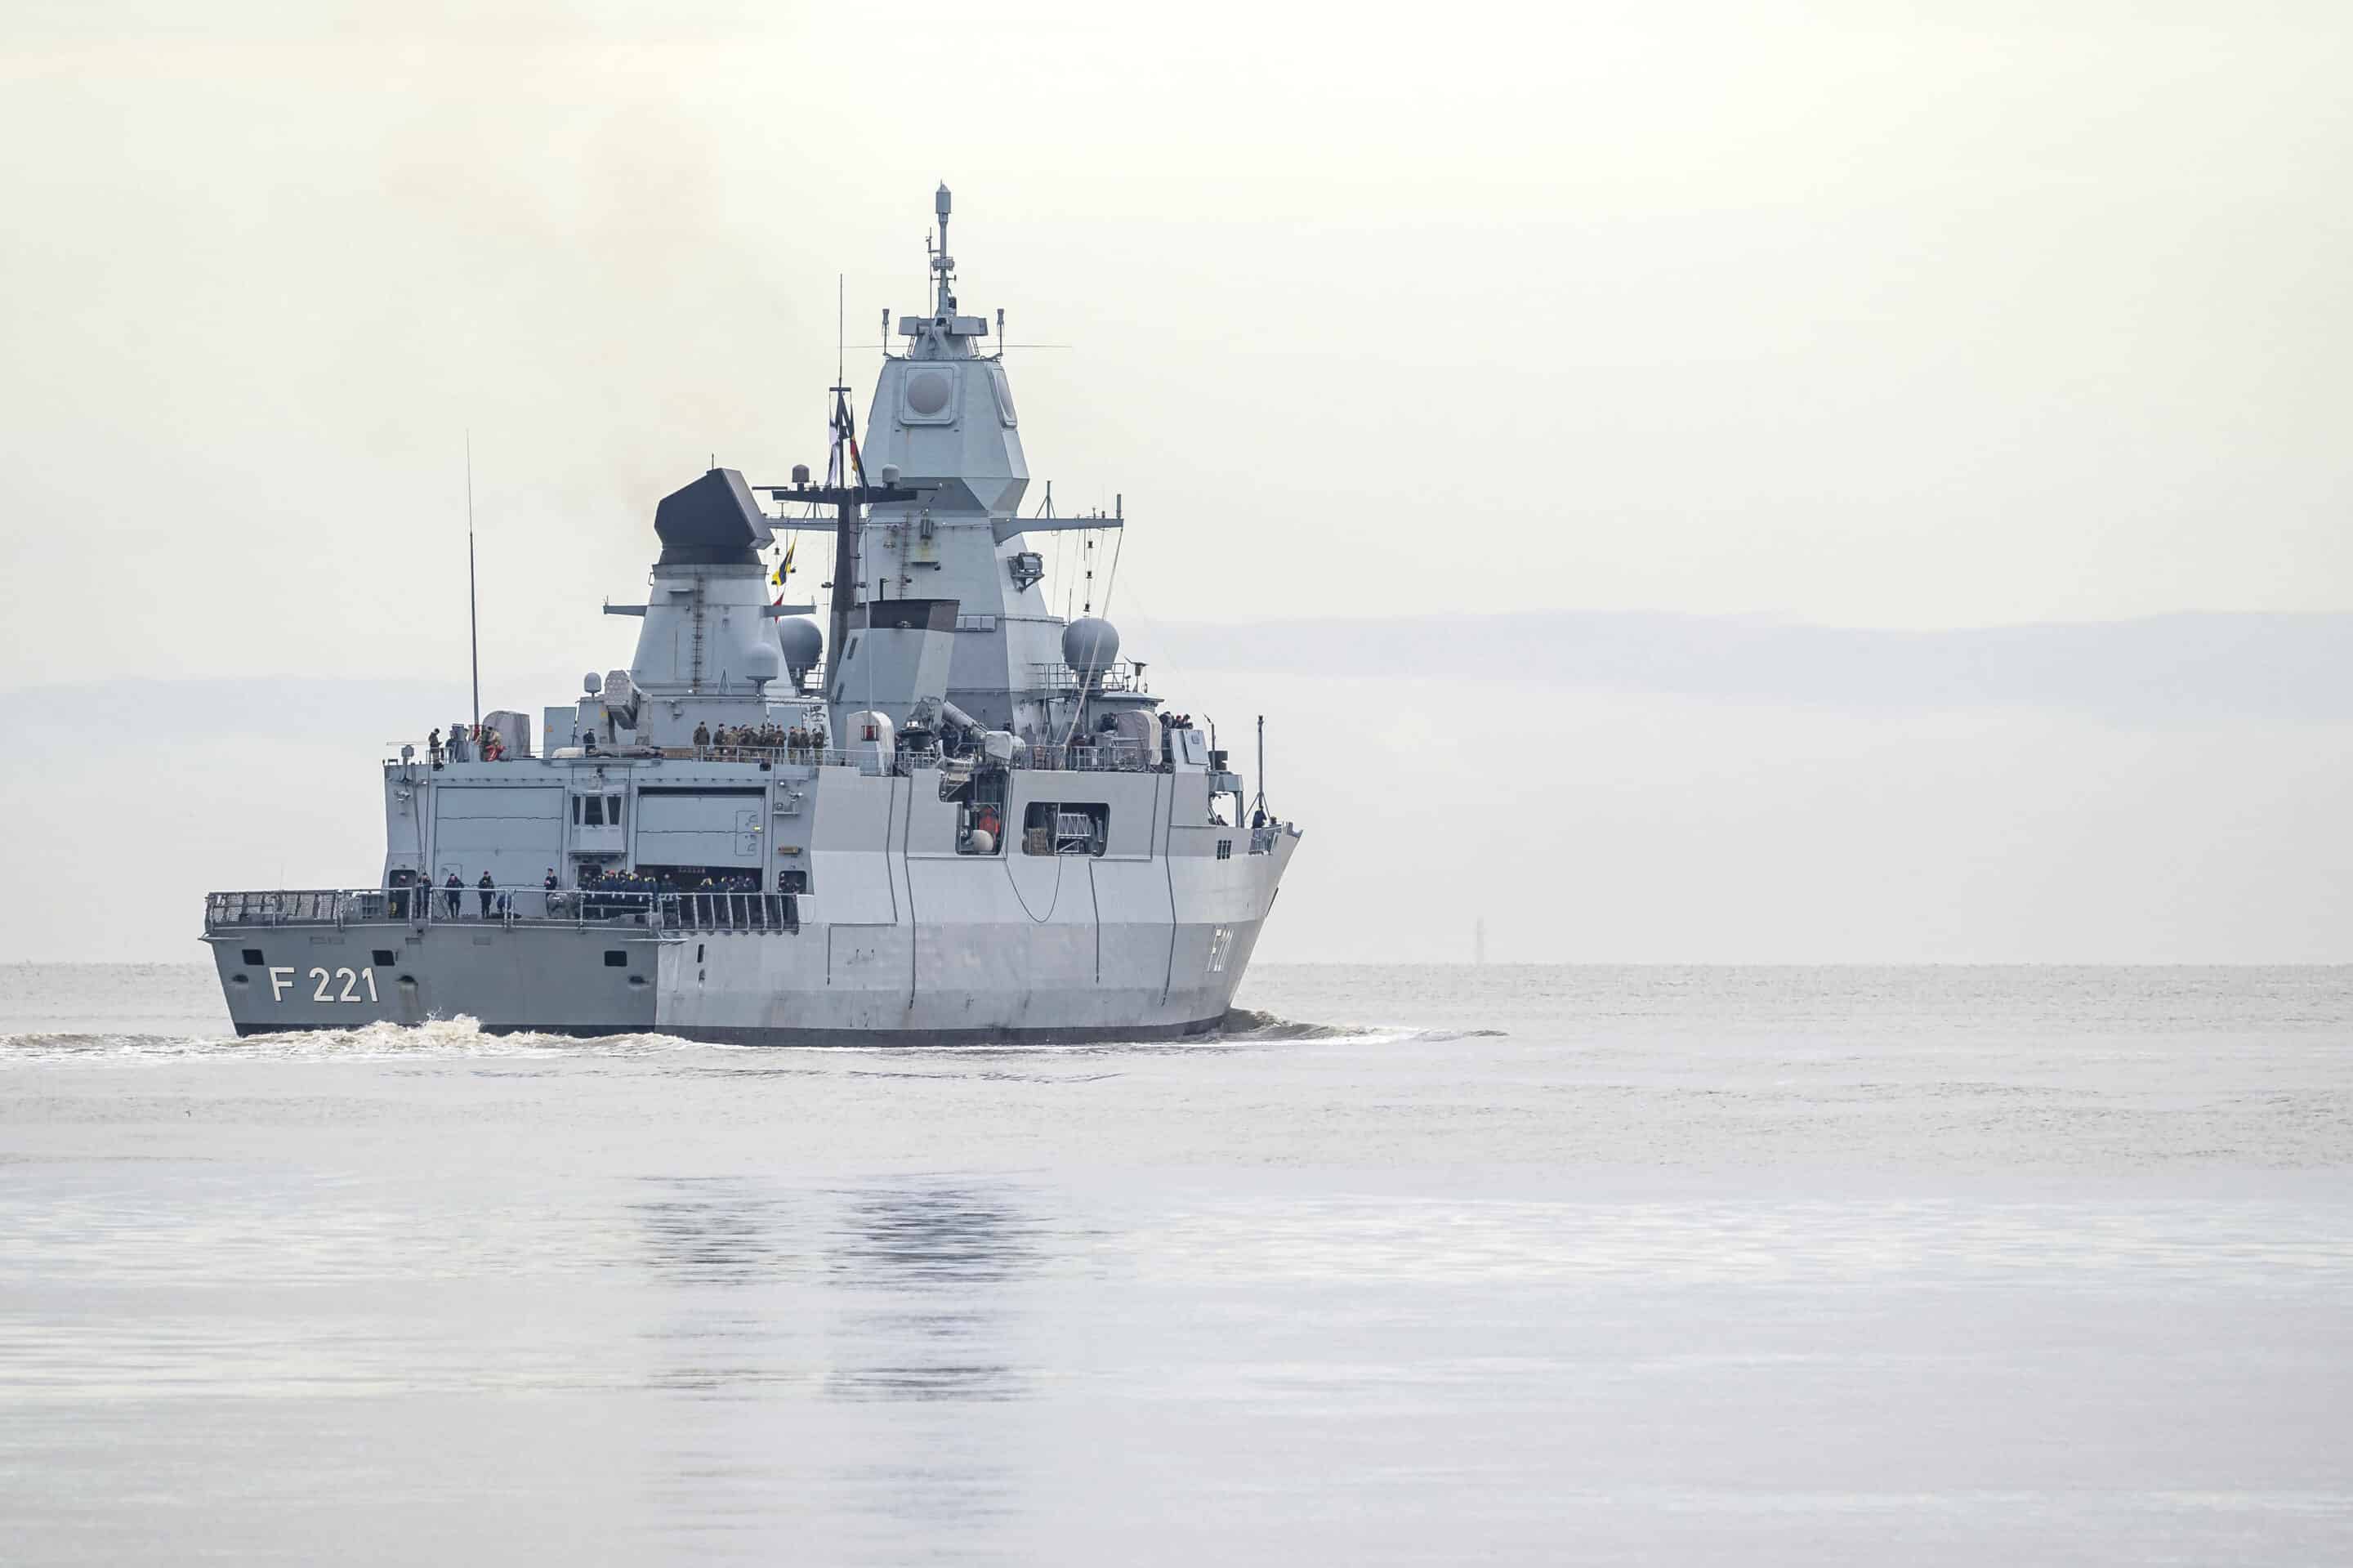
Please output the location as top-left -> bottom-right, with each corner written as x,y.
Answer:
770,537 -> 796,605
825,391 -> 868,487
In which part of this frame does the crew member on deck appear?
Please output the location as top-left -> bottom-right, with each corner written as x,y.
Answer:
443,871 -> 462,918
477,870 -> 495,916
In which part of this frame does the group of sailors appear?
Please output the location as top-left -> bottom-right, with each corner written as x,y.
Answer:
426,722 -> 511,767
433,869 -> 507,918
572,864 -> 661,918
572,864 -> 774,924
404,864 -> 785,927
692,721 -> 823,761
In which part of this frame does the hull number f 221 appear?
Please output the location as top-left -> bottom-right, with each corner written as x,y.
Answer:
266,966 -> 379,1004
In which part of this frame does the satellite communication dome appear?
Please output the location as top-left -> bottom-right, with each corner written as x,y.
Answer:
741,642 -> 782,686
776,618 -> 823,678
582,672 -> 601,695
1062,617 -> 1120,681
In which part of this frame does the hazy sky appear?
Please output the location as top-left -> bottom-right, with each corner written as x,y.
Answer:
2,2 -> 2348,962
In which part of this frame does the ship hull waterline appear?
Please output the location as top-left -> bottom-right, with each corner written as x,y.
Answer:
203,874 -> 1284,1047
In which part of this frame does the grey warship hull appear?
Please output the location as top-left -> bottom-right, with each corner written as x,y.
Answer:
203,185 -> 1301,1042
205,750 -> 1298,1045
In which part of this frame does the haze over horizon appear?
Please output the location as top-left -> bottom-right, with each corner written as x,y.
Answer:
2,0 -> 2347,963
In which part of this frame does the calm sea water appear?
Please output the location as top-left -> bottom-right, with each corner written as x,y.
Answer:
3,963 -> 2350,1564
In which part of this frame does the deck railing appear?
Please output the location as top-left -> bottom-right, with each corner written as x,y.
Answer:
682,740 -> 1161,774
1024,661 -> 1152,695
205,890 -> 353,927
659,891 -> 800,932
1016,739 -> 1153,772
394,737 -> 1172,775
204,886 -> 798,936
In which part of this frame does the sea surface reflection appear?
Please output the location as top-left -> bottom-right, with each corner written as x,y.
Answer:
6,963 -> 2352,1565
822,1182 -> 1039,1404
631,1174 -> 1045,1554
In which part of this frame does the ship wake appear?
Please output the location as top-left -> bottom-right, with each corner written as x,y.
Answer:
4,1012 -> 1499,1065
1216,1007 -> 1373,1042
1214,1009 -> 1504,1046
0,1015 -> 696,1065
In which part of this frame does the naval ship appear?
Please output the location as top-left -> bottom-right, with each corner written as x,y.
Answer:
202,187 -> 1302,1043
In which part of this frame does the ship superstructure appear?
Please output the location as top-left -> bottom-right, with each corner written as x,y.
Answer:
201,187 -> 1302,1043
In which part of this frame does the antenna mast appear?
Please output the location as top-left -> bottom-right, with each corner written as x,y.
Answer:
466,434 -> 480,731
1252,713 -> 1269,824
932,182 -> 955,315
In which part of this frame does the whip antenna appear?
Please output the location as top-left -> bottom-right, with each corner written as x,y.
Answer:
466,432 -> 480,732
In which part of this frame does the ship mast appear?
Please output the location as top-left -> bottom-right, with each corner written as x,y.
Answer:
824,383 -> 860,686
760,391 -> 921,699
767,185 -> 963,699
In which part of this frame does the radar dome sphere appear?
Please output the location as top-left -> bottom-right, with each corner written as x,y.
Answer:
777,618 -> 823,674
1062,618 -> 1120,678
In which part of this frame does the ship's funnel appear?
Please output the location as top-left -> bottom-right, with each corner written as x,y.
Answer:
653,468 -> 772,565
630,468 -> 782,695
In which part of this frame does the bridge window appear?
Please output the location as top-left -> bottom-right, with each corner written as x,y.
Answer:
572,795 -> 624,827
1022,802 -> 1108,856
